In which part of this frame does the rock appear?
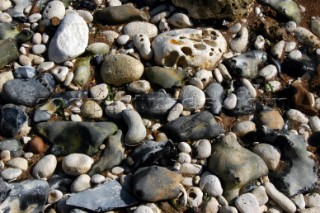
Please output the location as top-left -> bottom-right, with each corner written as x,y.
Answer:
2,78 -> 51,107
179,85 -> 206,111
208,132 -> 268,201
0,139 -> 23,157
180,163 -> 203,175
0,179 -> 49,213
272,133 -> 318,197
48,13 -> 89,63
0,178 -> 9,204
168,13 -> 193,28
178,153 -> 191,163
252,143 -> 281,171
194,139 -> 211,159
232,121 -> 256,137
71,174 -> 91,192
14,66 -> 36,79
223,50 -> 267,78
152,28 -> 227,69
7,157 -> 28,171
286,109 -> 309,124
0,39 -> 19,69
36,73 -> 56,93
230,86 -> 255,116
122,109 -> 146,146
165,111 -> 225,141
100,54 -> 144,86
89,130 -> 125,174
1,168 -> 22,180
311,18 -> 320,38
202,197 -> 219,213
144,66 -> 187,89
251,186 -> 268,205
42,0 -> 65,20
91,174 -> 105,184
77,10 -> 93,23
26,136 -> 47,154
206,82 -> 224,114
32,44 -> 46,55
117,34 -> 130,45
259,110 -> 284,130
178,142 -> 192,153
229,27 -> 249,53
264,182 -> 296,213
291,83 -> 317,116
123,21 -> 158,38
258,0 -> 301,23
309,116 -> 320,132
199,171 -> 223,196
132,166 -> 182,202
305,193 -> 320,208
86,42 -> 109,55
134,90 -> 177,119
0,104 -> 28,137
35,121 -> 118,156
271,40 -> 285,59
288,50 -> 302,60
33,154 -> 57,179
187,187 -> 203,207
167,103 -> 183,122
90,83 -> 108,100
127,80 -> 151,94
48,190 -> 63,204
66,180 -> 138,211
0,71 -> 14,92
0,0 -> 12,11
259,64 -> 277,80
134,205 -> 154,213
7,0 -> 31,18
224,93 -> 237,110
105,101 -> 126,119
62,153 -> 94,176
94,5 -> 149,24
294,27 -> 320,48
81,100 -> 103,119
72,56 -> 91,86
235,193 -> 259,213
172,0 -> 254,20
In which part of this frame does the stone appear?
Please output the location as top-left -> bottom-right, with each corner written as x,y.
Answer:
223,50 -> 267,78
66,180 -> 138,211
62,153 -> 94,176
14,66 -> 36,79
7,157 -> 28,171
235,193 -> 260,213
77,10 -> 93,23
1,168 -> 21,180
0,12 -> 11,22
0,0 -> 12,11
29,13 -> 41,23
48,190 -> 63,204
0,178 -> 9,204
178,153 -> 191,163
2,78 -> 51,107
223,93 -> 237,110
187,187 -> 203,207
167,103 -> 183,122
90,83 -> 108,100
165,111 -> 225,141
232,121 -> 256,137
251,186 -> 268,205
117,34 -> 130,45
167,13 -> 193,28
48,13 -> 89,63
134,90 -> 177,119
0,179 -> 49,213
259,64 -> 278,80
72,56 -> 91,86
259,110 -> 284,130
230,86 -> 255,116
271,40 -> 285,58
7,0 -> 31,18
0,139 -> 23,157
86,42 -> 109,55
311,18 -> 320,38
94,5 -> 149,24
122,109 -> 146,146
91,174 -> 105,184
127,80 -> 151,94
105,101 -> 126,119
152,28 -> 227,69
199,171 -> 223,196
264,182 -> 296,213
144,66 -> 187,89
132,166 -> 182,202
229,27 -> 249,53
100,54 -> 144,86
294,27 -> 320,48
286,109 -> 309,124
71,174 -> 91,193
179,85 -> 206,111
194,139 -> 211,159
288,50 -> 302,60
180,163 -> 203,175
32,44 -> 46,55
305,193 -> 320,207
172,0 -> 254,20
0,71 -> 14,92
81,100 -> 103,119
89,130 -> 125,175
35,121 -> 118,156
33,154 -> 57,179
26,136 -> 47,154
309,116 -> 320,132
208,133 -> 268,201
123,21 -> 158,38
252,143 -> 281,171
291,83 -> 317,116
206,82 -> 224,114
0,104 -> 28,137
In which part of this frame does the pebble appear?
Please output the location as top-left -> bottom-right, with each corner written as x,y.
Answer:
178,142 -> 192,153
37,61 -> 55,72
51,66 -> 69,82
167,13 -> 193,28
133,33 -> 153,60
1,150 -> 10,161
0,0 -> 12,11
123,21 -> 158,38
223,93 -> 237,110
62,153 -> 94,176
117,34 -> 130,45
91,174 -> 105,184
264,182 -> 296,213
294,27 -> 320,48
202,197 -> 219,213
242,78 -> 257,98
90,83 -> 108,100
32,154 -> 57,179
0,12 -> 12,22
288,49 -> 302,60
305,193 -> 320,207
27,136 -> 47,154
285,41 -> 297,52
235,193 -> 260,213
179,85 -> 206,111
286,109 -> 309,124
28,13 -> 41,23
127,80 -> 151,94
196,69 -> 213,87
86,42 -> 110,55
259,109 -> 285,130
122,109 -> 146,146
291,194 -> 305,210
105,101 -> 126,119
252,186 -> 268,206
187,187 -> 203,207
229,26 -> 249,52
194,139 -> 211,159
167,103 -> 183,122
180,163 -> 202,175
178,153 -> 191,164
32,32 -> 42,44
43,0 -> 66,20
271,40 -> 285,58
71,174 -> 91,193
1,168 -> 22,180
0,71 -> 14,92
81,100 -> 103,119
102,30 -> 119,43
259,64 -> 278,80
199,171 -> 223,196
48,190 -> 63,204
7,157 -> 28,171
252,143 -> 281,171
77,10 -> 93,23
32,44 -> 46,55
232,121 -> 256,137
108,0 -> 122,7
285,21 -> 297,33
254,35 -> 265,50
19,55 -> 32,66
309,116 -> 320,132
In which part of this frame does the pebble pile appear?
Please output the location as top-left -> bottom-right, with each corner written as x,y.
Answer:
0,0 -> 320,212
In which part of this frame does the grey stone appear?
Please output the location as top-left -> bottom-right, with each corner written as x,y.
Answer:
231,86 -> 255,116
235,193 -> 259,213
122,109 -> 146,146
0,104 -> 28,137
14,66 -> 36,79
165,111 -> 224,141
179,85 -> 206,111
206,82 -> 224,114
66,180 -> 138,211
0,178 -> 9,204
2,79 -> 51,107
0,139 -> 23,157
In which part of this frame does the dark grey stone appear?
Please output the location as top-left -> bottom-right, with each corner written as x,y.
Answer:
0,104 -> 28,137
134,90 -> 177,119
231,86 -> 255,116
2,79 -> 51,107
53,90 -> 88,106
36,73 -> 56,93
13,66 -> 36,79
33,109 -> 51,123
205,82 -> 224,115
0,138 -> 23,157
66,180 -> 138,212
0,179 -> 49,213
165,111 -> 225,141
48,174 -> 73,194
0,178 -> 9,204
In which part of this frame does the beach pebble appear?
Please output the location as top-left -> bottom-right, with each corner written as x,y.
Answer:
77,10 -> 93,23
32,154 -> 57,179
117,34 -> 130,45
305,193 -> 320,207
91,174 -> 105,184
71,174 -> 91,192
124,21 -> 158,38
32,32 -> 42,44
252,143 -> 281,171
81,100 -> 103,119
286,109 -> 309,124
178,153 -> 191,164
0,0 -> 12,11
127,80 -> 151,94
285,21 -> 297,33
43,0 -> 66,20
187,187 -> 203,207
179,85 -> 205,111
224,93 -> 237,110
199,171 -> 223,196
134,205 -> 154,213
51,66 -> 69,82
271,40 -> 285,58
180,163 -> 202,175
242,78 -> 257,98
251,186 -> 268,206
309,116 -> 320,132
90,83 -> 108,100
1,168 -> 22,180
62,153 -> 94,176
178,142 -> 192,153
235,193 -> 260,213
232,121 -> 256,137
194,139 -> 211,159
254,35 -> 265,49
102,30 -> 119,43
48,190 -> 63,204
167,103 -> 183,122
229,27 -> 249,53
288,49 -> 302,60
105,101 -> 126,119
0,12 -> 12,22
167,13 -> 193,28
122,109 -> 146,146
285,41 -> 297,52
28,13 -> 41,23
133,34 -> 153,60
7,157 -> 28,171
32,44 -> 46,55
259,65 -> 277,80
291,194 -> 305,210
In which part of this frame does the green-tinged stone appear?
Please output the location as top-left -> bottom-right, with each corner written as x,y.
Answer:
145,66 -> 188,89
35,121 -> 118,156
0,23 -> 19,40
73,56 -> 92,86
0,38 -> 19,69
86,42 -> 110,55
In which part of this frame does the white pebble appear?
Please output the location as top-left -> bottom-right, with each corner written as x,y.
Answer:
285,41 -> 297,52
0,150 -> 10,161
309,116 -> 320,132
48,190 -> 63,204
62,153 -> 94,176
71,174 -> 91,192
242,78 -> 257,98
91,174 -> 105,184
167,13 -> 193,28
288,50 -> 302,60
1,168 -> 22,180
235,193 -> 260,213
7,157 -> 28,171
259,64 -> 277,80
178,142 -> 192,153
285,21 -> 297,33
32,44 -> 47,55
194,139 -> 211,159
51,66 -> 69,82
178,153 -> 192,164
29,13 -> 42,23
33,154 -> 57,179
187,187 -> 203,207
117,34 -> 130,45
199,171 -> 223,196
286,109 -> 309,124
0,12 -> 11,22
271,40 -> 285,58
224,93 -> 237,110
254,35 -> 265,50
90,83 -> 108,100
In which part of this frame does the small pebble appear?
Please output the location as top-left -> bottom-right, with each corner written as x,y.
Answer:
71,174 -> 91,193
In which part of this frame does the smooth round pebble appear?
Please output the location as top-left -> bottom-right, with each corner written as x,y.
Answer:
90,83 -> 108,100
1,150 -> 10,161
32,44 -> 47,55
223,93 -> 237,110
43,0 -> 66,20
259,65 -> 277,80
178,153 -> 192,164
286,109 -> 309,124
235,193 -> 260,213
194,139 -> 211,159
7,157 -> 28,171
0,0 -> 12,11
305,193 -> 320,207
62,153 -> 94,176
81,100 -> 103,119
232,121 -> 256,137
285,21 -> 297,33
117,34 -> 130,45
134,205 -> 154,213
1,168 -> 22,180
33,154 -> 57,179
251,186 -> 268,206
123,21 -> 158,38
187,187 -> 203,207
254,35 -> 265,49
71,174 -> 91,192
179,85 -> 205,111
199,171 -> 223,196
105,101 -> 126,119
0,12 -> 12,22
178,142 -> 192,153
48,190 -> 63,204
252,143 -> 281,171
91,174 -> 105,184
127,80 -> 151,94
288,49 -> 302,60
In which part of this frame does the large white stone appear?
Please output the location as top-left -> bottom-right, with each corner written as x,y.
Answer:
48,12 -> 88,63
152,28 -> 227,69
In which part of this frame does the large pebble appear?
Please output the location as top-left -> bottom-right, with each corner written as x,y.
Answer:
305,193 -> 320,207
0,0 -> 12,11
127,80 -> 151,94
294,27 -> 320,48
32,154 -> 57,179
1,168 -> 22,180
232,121 -> 256,137
251,186 -> 268,205
259,64 -> 277,80
7,157 -> 28,171
133,34 -> 153,60
229,27 -> 248,53
122,109 -> 146,146
194,139 -> 211,159
0,71 -> 13,92
71,174 -> 91,192
309,116 -> 320,132
179,85 -> 205,111
62,153 -> 94,176
259,110 -> 284,130
81,100 -> 103,119
187,187 -> 203,207
43,0 -> 65,20
252,143 -> 281,171
123,21 -> 158,38
199,171 -> 223,196
286,109 -> 309,124
167,13 -> 193,28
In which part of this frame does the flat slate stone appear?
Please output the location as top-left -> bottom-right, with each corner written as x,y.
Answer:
66,180 -> 138,212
